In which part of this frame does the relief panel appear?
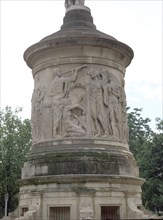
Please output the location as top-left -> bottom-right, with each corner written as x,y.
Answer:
31,65 -> 129,143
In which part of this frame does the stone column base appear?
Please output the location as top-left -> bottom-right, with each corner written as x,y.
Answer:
15,175 -> 153,219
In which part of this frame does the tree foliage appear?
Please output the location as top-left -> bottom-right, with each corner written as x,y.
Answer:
127,108 -> 153,174
127,108 -> 163,214
0,106 -> 32,218
142,118 -> 163,213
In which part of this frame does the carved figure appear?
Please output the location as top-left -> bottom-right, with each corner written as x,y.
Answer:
63,104 -> 86,137
120,79 -> 129,141
107,74 -> 122,139
41,97 -> 53,140
77,110 -> 87,131
31,86 -> 46,142
49,65 -> 87,138
88,70 -> 108,137
122,111 -> 129,141
50,65 -> 86,101
52,102 -> 63,137
65,0 -> 85,9
52,99 -> 71,137
102,71 -> 122,139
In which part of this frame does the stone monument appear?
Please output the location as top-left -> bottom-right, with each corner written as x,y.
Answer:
4,1 -> 156,219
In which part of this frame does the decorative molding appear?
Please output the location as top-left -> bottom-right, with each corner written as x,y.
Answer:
24,37 -> 133,69
18,175 -> 145,187
32,57 -> 125,76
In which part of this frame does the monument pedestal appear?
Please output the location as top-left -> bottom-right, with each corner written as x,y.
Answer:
18,175 -> 146,220
17,140 -> 150,219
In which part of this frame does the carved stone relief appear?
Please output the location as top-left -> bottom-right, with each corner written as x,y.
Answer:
88,69 -> 108,137
31,85 -> 46,142
121,79 -> 129,141
31,65 -> 129,142
102,71 -> 122,139
63,103 -> 87,137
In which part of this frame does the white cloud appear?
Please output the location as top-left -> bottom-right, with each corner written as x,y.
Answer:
126,82 -> 162,101
136,84 -> 162,101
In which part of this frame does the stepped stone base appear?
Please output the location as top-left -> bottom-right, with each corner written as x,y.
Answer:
21,140 -> 139,179
7,175 -> 154,220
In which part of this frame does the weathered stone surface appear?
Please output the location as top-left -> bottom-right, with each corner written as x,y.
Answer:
21,149 -> 138,178
30,52 -> 129,143
16,178 -> 149,220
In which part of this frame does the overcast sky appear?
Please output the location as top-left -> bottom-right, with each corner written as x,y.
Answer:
1,0 -> 162,130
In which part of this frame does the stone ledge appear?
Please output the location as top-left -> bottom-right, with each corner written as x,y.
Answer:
28,140 -> 130,159
24,36 -> 133,69
32,138 -> 129,149
18,174 -> 144,187
32,57 -> 126,76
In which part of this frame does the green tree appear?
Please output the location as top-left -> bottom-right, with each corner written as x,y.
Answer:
127,108 -> 153,170
142,118 -> 163,213
0,106 -> 32,218
127,108 -> 163,214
